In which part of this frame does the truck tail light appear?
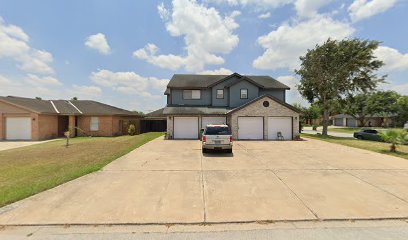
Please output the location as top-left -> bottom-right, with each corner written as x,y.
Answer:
202,136 -> 206,143
230,136 -> 233,142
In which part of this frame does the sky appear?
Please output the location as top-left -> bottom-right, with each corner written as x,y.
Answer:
0,0 -> 407,113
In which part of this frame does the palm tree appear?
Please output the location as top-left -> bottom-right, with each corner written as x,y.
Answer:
379,130 -> 408,152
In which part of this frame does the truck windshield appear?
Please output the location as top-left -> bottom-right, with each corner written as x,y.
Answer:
205,127 -> 230,135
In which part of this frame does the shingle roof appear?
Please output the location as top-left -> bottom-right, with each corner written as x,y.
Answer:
146,107 -> 165,117
0,96 -> 136,116
163,106 -> 230,115
167,73 -> 290,90
0,96 -> 56,113
70,100 -> 136,115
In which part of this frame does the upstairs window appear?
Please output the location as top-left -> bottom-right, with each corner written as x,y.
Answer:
90,117 -> 99,131
216,89 -> 224,99
240,89 -> 248,99
183,90 -> 201,99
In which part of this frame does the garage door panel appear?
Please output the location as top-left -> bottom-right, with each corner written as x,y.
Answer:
268,117 -> 292,140
238,117 -> 263,140
174,117 -> 198,139
201,117 -> 226,128
6,117 -> 32,140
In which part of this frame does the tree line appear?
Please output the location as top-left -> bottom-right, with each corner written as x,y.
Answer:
295,38 -> 407,135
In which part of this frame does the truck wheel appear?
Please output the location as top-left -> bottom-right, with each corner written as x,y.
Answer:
357,136 -> 363,140
202,148 -> 207,153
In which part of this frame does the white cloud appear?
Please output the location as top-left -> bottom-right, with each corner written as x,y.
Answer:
258,12 -> 271,19
375,46 -> 408,72
134,0 -> 239,72
294,0 -> 332,18
90,69 -> 149,90
276,75 -> 308,104
391,83 -> 408,95
253,15 -> 354,70
348,0 -> 397,22
158,2 -> 170,20
0,17 -> 55,75
85,33 -> 111,55
25,74 -> 62,86
0,74 -> 12,84
198,67 -> 233,75
150,77 -> 170,92
90,69 -> 169,96
71,85 -> 102,97
207,0 -> 294,9
133,43 -> 186,70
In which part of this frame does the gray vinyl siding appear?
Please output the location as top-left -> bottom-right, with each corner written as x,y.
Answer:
211,82 -> 231,107
229,81 -> 259,108
259,89 -> 286,102
171,89 -> 211,106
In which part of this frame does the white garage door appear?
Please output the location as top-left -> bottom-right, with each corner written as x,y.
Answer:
238,117 -> 263,140
201,116 -> 226,128
268,117 -> 292,140
6,117 -> 32,140
174,117 -> 198,139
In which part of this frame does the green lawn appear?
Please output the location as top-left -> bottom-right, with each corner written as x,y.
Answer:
328,127 -> 403,134
0,132 -> 163,207
302,133 -> 408,160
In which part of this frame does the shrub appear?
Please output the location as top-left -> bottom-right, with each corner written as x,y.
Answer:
379,129 -> 408,152
312,124 -> 318,131
128,124 -> 136,136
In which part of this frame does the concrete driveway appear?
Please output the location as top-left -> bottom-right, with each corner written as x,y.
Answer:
0,140 -> 56,152
1,137 -> 408,225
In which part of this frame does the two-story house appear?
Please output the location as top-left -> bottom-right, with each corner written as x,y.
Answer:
163,73 -> 301,140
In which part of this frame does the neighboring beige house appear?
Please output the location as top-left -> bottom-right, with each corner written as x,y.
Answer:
0,96 -> 141,141
332,114 -> 397,128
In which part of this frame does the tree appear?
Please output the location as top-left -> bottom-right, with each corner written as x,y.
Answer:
35,97 -> 42,100
366,91 -> 400,127
396,96 -> 408,126
343,93 -> 371,127
71,97 -> 78,100
296,38 -> 384,135
303,103 -> 322,125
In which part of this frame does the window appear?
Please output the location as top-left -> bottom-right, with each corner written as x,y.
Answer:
90,117 -> 99,131
216,89 -> 224,99
240,89 -> 248,99
183,90 -> 201,99
263,100 -> 270,107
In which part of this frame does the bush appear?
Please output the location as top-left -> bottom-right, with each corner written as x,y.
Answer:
128,124 -> 136,136
312,124 -> 318,130
379,129 -> 408,152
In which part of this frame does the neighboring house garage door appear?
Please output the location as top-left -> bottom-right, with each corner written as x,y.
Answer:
346,118 -> 357,127
238,117 -> 263,140
201,116 -> 227,128
173,117 -> 199,139
334,118 -> 343,126
268,117 -> 292,140
6,117 -> 32,140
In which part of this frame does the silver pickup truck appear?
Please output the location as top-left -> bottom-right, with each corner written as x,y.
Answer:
202,124 -> 233,153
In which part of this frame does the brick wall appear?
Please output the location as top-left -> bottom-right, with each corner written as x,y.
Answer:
37,114 -> 58,140
229,96 -> 300,140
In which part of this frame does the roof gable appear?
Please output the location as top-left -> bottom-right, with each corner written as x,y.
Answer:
227,94 -> 301,114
